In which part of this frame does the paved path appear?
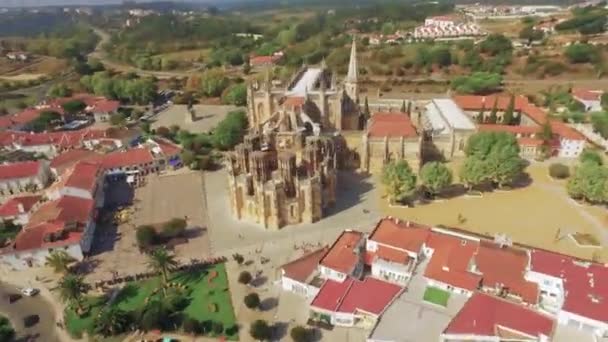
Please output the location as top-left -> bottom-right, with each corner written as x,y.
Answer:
0,282 -> 59,342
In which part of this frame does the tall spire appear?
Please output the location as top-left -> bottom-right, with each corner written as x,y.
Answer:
346,37 -> 358,83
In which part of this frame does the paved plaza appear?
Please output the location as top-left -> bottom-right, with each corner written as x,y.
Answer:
151,104 -> 244,133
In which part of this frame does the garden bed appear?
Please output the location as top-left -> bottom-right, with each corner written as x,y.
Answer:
65,263 -> 237,340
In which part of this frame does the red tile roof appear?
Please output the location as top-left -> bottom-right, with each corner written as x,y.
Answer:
0,195 -> 41,217
572,88 -> 603,102
530,249 -> 608,324
319,230 -> 364,275
443,292 -> 555,339
453,95 -> 585,141
50,149 -> 101,171
424,232 -> 481,291
89,99 -> 120,113
368,113 -> 418,138
368,218 -> 430,254
281,247 -> 328,283
12,221 -> 83,252
27,195 -> 94,227
368,244 -> 410,265
63,161 -> 101,193
152,138 -> 181,157
98,148 -> 154,169
0,129 -> 108,149
0,161 -> 42,180
250,54 -> 282,66
474,241 -> 539,304
311,277 -> 403,315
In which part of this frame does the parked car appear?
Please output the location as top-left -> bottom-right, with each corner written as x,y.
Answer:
20,288 -> 39,297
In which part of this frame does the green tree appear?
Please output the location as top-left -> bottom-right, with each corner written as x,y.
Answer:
451,72 -> 503,95
363,96 -> 371,119
136,225 -> 157,249
591,111 -> 608,139
420,162 -> 453,198
147,248 -> 178,292
45,250 -> 75,274
503,94 -> 515,125
479,34 -> 513,56
62,100 -> 86,116
459,157 -> 488,190
519,26 -> 544,43
200,69 -> 229,97
238,271 -> 252,285
183,317 -> 201,334
579,149 -> 603,166
222,83 -> 247,106
47,83 -> 72,98
488,98 -> 498,124
94,307 -> 131,336
540,120 -> 553,141
290,326 -> 312,342
431,46 -> 452,67
58,274 -> 87,313
31,110 -> 61,132
0,316 -> 15,342
381,160 -> 417,204
213,110 -> 248,150
549,163 -> 570,179
567,161 -> 608,203
477,104 -> 486,124
244,292 -> 261,309
564,43 -> 598,64
139,297 -> 174,332
250,319 -> 272,341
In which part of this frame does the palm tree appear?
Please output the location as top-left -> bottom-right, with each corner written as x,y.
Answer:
58,274 -> 87,314
45,250 -> 75,274
146,248 -> 178,292
94,307 -> 131,336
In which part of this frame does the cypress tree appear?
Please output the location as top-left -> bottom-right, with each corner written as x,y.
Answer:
503,94 -> 515,125
407,101 -> 412,116
363,96 -> 370,118
477,104 -> 486,124
488,98 -> 498,124
401,100 -> 406,113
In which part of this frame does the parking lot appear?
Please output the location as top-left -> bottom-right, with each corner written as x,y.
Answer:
151,104 -> 244,133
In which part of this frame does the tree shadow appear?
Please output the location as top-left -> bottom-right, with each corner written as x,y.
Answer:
324,171 -> 374,218
260,297 -> 278,311
113,283 -> 139,303
271,321 -> 289,341
14,332 -> 40,342
73,258 -> 101,275
183,226 -> 207,239
310,327 -> 324,342
251,275 -> 267,288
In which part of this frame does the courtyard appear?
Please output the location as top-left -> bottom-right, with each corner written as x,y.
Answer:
151,104 -> 244,133
381,161 -> 608,262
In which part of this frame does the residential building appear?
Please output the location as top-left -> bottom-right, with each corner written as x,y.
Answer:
280,247 -> 328,298
572,88 -> 604,112
309,277 -> 403,328
249,51 -> 284,67
6,52 -> 29,61
361,113 -> 422,173
440,292 -> 555,342
46,161 -> 105,207
0,161 -> 51,197
318,230 -> 365,282
49,148 -> 101,176
414,15 -> 484,40
365,218 -> 429,285
0,195 -> 42,225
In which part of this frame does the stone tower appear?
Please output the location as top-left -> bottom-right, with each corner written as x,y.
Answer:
345,38 -> 359,103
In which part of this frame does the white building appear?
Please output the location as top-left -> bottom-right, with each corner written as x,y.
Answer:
572,88 -> 604,112
0,161 -> 50,197
318,230 -> 365,282
280,248 -> 328,299
0,195 -> 42,225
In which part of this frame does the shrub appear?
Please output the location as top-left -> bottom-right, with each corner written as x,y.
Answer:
238,271 -> 252,285
136,225 -> 157,248
244,293 -> 260,309
212,321 -> 224,334
183,317 -> 201,334
549,163 -> 570,179
290,325 -> 312,342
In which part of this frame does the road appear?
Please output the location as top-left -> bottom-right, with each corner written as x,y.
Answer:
89,27 -> 203,79
0,282 -> 59,342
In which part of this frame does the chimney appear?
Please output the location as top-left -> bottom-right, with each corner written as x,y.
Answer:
17,203 -> 24,213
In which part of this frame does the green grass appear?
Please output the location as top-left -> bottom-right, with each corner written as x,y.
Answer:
65,263 -> 237,340
423,286 -> 450,307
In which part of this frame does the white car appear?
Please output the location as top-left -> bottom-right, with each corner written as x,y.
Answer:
20,288 -> 39,297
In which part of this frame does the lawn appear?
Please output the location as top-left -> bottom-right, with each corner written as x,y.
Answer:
423,287 -> 450,307
65,262 -> 238,340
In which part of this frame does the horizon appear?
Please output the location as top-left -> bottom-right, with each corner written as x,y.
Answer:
0,0 -> 220,8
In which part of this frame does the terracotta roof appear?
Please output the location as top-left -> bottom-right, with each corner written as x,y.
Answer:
12,221 -> 83,252
530,249 -> 608,324
50,149 -> 101,171
474,241 -> 539,304
366,244 -> 410,265
63,161 -> 102,193
572,88 -> 603,102
368,113 -> 418,138
89,99 -> 120,113
27,195 -> 94,227
281,247 -> 328,283
443,292 -> 555,339
319,230 -> 364,275
310,277 -> 403,315
0,129 -> 108,148
98,148 -> 154,169
250,55 -> 282,66
152,138 -> 181,157
368,218 -> 430,254
0,195 -> 41,217
517,137 -> 544,147
424,232 -> 481,291
0,161 -> 42,180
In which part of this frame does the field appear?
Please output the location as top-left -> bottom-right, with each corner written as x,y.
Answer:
381,162 -> 608,262
154,48 -> 210,62
0,56 -> 67,77
65,263 -> 238,340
